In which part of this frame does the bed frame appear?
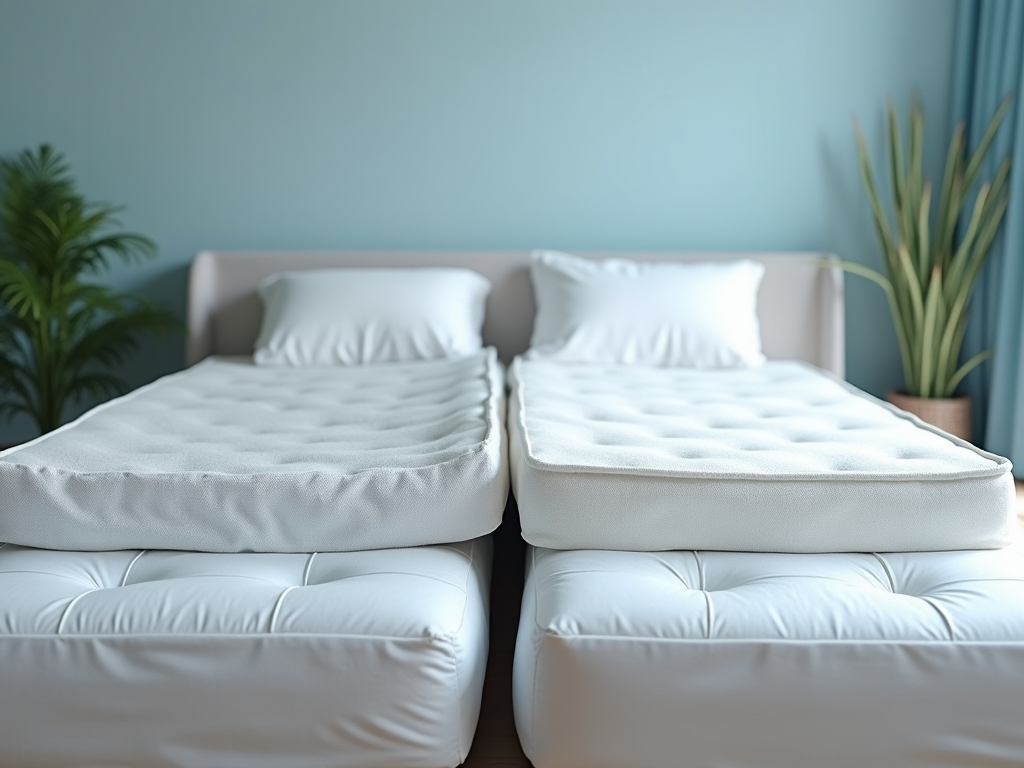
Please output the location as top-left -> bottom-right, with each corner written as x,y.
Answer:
187,250 -> 845,376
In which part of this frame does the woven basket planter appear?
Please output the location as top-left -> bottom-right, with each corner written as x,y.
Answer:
888,391 -> 973,442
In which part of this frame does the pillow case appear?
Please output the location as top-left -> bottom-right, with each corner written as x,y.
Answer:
254,268 -> 491,365
527,250 -> 765,367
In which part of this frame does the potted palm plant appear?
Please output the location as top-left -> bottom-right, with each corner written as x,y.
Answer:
0,144 -> 178,436
840,97 -> 1012,441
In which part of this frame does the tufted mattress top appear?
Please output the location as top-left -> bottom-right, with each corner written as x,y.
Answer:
509,359 -> 1015,552
513,542 -> 1024,768
0,351 -> 508,552
0,537 -> 492,767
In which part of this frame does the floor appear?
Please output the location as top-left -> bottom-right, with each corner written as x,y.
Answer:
463,498 -> 531,768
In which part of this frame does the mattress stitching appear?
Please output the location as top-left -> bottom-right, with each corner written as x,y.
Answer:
530,546 -> 540,743
1,351 -> 504,477
12,630 -> 1020,644
448,536 -> 479,761
302,553 -> 317,587
537,634 -> 1022,646
863,554 -> 959,641
0,442 -> 495,478
920,598 -> 958,642
56,590 -> 100,635
871,553 -> 897,593
449,633 -> 465,763
449,539 -> 477,637
653,554 -> 691,590
268,587 -> 298,633
4,632 -> 485,641
692,551 -> 713,640
121,550 -> 148,587
511,359 -> 1010,480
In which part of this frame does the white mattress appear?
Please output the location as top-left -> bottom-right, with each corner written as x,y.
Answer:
0,350 -> 508,552
514,541 -> 1024,768
509,358 -> 1015,552
0,536 -> 491,768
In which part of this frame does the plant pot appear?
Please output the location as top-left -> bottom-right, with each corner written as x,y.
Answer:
887,391 -> 972,442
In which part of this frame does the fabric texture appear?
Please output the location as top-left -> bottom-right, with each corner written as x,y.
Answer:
0,537 -> 491,768
509,358 -> 1016,552
953,0 -> 1024,474
0,351 -> 508,552
527,250 -> 765,367
254,267 -> 491,365
514,542 -> 1024,768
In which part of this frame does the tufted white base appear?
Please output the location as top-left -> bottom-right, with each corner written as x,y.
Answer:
514,542 -> 1024,768
0,537 -> 491,768
509,359 -> 1016,552
0,351 -> 508,552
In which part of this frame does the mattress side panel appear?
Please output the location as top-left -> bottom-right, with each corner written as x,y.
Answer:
452,536 -> 493,763
515,461 -> 1016,552
0,353 -> 508,552
0,453 -> 506,552
0,538 -> 493,767
518,634 -> 1024,768
516,546 -> 1024,768
510,359 -> 1015,552
0,635 -> 465,768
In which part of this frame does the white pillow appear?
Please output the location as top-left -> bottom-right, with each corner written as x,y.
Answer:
527,250 -> 765,367
254,268 -> 491,365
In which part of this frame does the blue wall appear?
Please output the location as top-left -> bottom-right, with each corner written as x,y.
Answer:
0,0 -> 957,442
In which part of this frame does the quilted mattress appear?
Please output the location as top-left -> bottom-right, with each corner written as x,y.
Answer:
514,542 -> 1024,768
0,536 -> 492,768
509,359 -> 1015,552
0,350 -> 508,552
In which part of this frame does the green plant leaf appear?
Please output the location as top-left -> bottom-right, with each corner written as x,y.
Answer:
848,96 -> 1011,399
917,267 -> 942,398
854,120 -> 896,261
820,258 -> 914,390
0,143 -> 179,434
962,95 -> 1013,194
917,181 -> 931,284
945,349 -> 994,397
887,101 -> 907,232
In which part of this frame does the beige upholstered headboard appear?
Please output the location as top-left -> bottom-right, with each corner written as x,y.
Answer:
187,250 -> 845,376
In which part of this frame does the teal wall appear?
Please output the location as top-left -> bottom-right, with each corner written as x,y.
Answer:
0,0 -> 958,442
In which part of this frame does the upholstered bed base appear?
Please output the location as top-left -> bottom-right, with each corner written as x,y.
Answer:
514,543 -> 1024,768
0,538 -> 492,768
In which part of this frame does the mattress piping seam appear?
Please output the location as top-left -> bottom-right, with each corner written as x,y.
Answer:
449,634 -> 465,763
654,554 -> 692,590
533,633 -> 1024,646
121,550 -> 147,587
268,586 -> 298,633
302,553 -> 317,587
530,545 -> 540,744
450,539 -> 477,637
4,632 -> 477,642
920,597 -> 958,642
56,590 -> 100,635
871,553 -> 897,593
693,551 -> 713,640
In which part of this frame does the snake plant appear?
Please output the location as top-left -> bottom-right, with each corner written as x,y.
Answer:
842,97 -> 1012,398
0,144 -> 177,435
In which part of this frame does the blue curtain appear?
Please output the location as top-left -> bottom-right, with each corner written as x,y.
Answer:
953,0 -> 1024,474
